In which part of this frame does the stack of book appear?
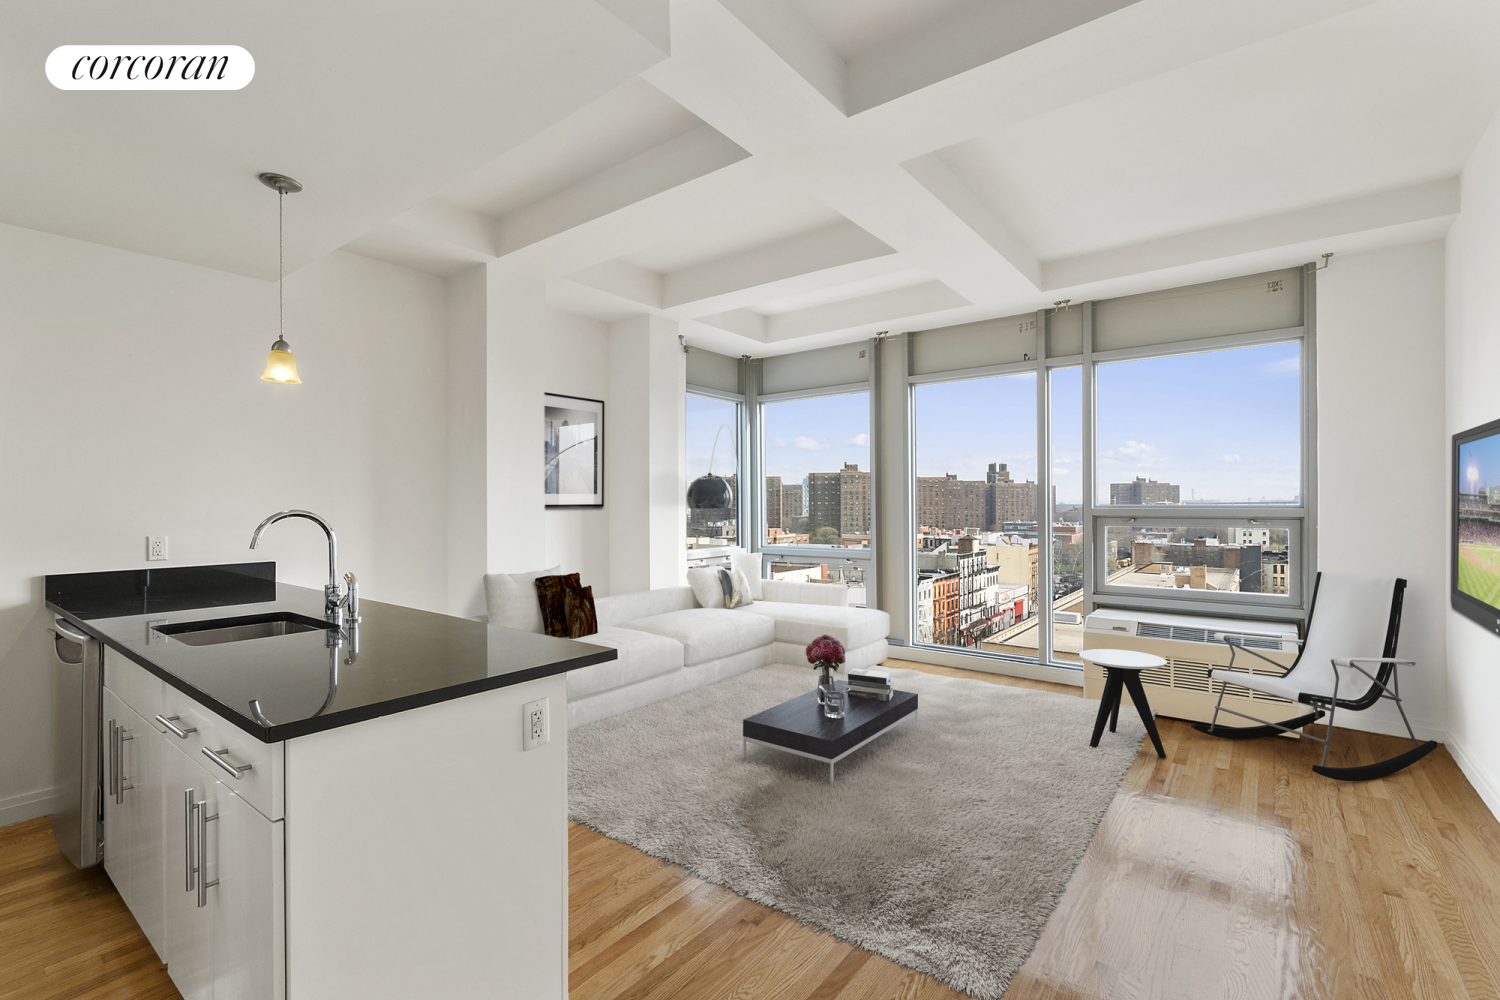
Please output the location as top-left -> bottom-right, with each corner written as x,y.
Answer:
846,667 -> 893,701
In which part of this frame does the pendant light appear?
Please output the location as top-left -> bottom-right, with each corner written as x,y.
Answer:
258,172 -> 303,384
686,424 -> 735,510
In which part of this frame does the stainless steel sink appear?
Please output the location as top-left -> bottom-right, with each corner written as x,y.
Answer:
152,612 -> 336,647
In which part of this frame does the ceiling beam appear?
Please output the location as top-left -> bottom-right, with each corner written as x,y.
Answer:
661,221 -> 898,316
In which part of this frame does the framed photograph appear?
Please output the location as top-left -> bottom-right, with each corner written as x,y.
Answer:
544,393 -> 604,507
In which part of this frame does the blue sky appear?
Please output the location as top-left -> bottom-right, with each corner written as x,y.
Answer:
1460,431 -> 1500,495
686,393 -> 738,481
761,392 -> 870,482
1094,341 -> 1301,503
688,340 -> 1301,506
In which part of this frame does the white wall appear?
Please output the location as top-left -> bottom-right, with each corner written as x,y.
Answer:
1446,106 -> 1500,818
1316,241 -> 1448,740
483,268 -> 613,594
0,223 -> 449,825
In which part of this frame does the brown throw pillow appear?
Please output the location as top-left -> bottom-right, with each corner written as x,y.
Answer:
534,574 -> 598,639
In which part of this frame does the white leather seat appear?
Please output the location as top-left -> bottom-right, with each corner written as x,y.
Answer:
567,626 -> 684,699
618,608 -> 775,666
731,601 -> 891,651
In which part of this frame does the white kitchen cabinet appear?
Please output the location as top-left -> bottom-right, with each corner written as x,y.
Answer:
103,686 -> 167,962
214,785 -> 284,1000
161,737 -> 285,1000
163,743 -> 215,1000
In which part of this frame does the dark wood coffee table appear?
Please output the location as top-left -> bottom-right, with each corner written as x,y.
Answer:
742,681 -> 918,783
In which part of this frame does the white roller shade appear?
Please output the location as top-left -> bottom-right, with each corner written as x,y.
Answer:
685,347 -> 740,394
761,341 -> 870,395
910,312 -> 1036,376
1093,268 -> 1302,354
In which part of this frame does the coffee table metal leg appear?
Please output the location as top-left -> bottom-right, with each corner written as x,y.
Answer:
829,761 -> 835,783
1120,671 -> 1167,759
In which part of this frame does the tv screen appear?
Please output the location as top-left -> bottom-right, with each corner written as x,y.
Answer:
1454,416 -> 1500,635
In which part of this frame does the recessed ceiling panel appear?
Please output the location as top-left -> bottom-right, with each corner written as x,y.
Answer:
0,0 -> 665,279
941,0 -> 1500,261
788,0 -> 973,59
440,78 -> 704,219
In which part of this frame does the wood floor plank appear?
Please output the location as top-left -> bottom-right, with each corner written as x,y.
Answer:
6,657 -> 1500,1000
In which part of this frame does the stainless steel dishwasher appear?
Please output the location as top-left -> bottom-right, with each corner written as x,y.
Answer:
51,617 -> 102,867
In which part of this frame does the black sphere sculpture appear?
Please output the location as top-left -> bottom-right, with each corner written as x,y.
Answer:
687,474 -> 734,510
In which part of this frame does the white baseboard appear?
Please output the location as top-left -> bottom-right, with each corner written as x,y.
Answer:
1446,736 -> 1500,824
0,785 -> 65,830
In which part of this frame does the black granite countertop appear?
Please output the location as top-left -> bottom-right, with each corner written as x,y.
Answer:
46,562 -> 615,743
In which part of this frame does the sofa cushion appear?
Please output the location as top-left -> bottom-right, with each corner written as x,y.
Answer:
567,626 -> 684,700
733,602 -> 890,651
484,565 -> 560,633
595,586 -> 697,629
618,609 -> 775,667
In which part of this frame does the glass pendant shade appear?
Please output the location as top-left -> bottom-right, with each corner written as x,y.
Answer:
687,474 -> 734,510
261,337 -> 301,384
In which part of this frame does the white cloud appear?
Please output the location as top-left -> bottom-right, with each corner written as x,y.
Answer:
1260,356 -> 1300,378
1053,466 -> 1071,477
1221,453 -> 1242,463
845,433 -> 869,447
793,436 -> 826,451
1103,440 -> 1165,468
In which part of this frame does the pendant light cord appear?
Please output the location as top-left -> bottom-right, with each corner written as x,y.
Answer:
278,189 -> 284,341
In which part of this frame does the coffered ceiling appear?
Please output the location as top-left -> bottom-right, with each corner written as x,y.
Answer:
5,0 -> 1497,356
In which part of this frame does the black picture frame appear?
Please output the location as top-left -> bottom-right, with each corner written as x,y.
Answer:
1452,414 -> 1500,636
544,393 -> 604,507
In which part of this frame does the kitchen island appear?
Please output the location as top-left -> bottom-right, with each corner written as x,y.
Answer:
46,561 -> 614,1000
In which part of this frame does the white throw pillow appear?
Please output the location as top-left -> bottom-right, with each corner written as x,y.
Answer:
484,565 -> 561,633
687,567 -> 726,609
729,548 -> 764,601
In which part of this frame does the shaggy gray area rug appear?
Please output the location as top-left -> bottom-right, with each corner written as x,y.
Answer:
568,663 -> 1147,999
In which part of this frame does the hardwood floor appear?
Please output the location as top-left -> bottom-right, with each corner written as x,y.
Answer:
6,657 -> 1500,999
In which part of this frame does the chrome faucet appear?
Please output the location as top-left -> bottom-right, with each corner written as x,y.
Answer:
249,509 -> 359,625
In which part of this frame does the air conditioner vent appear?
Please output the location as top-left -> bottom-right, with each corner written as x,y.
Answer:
1134,621 -> 1285,651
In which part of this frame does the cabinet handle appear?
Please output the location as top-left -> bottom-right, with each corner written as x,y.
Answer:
107,720 -> 117,798
201,747 -> 252,779
156,714 -> 197,739
184,790 -> 196,892
117,728 -> 134,803
197,799 -> 219,908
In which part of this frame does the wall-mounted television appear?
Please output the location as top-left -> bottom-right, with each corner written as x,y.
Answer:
1454,416 -> 1500,635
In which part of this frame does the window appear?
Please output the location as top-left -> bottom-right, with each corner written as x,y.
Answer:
911,373 -> 1037,654
1101,522 -> 1295,595
1096,342 -> 1301,506
1091,339 -> 1305,608
761,392 -> 870,550
685,392 -> 739,554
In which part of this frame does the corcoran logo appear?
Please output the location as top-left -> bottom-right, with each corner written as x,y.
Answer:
46,46 -> 254,90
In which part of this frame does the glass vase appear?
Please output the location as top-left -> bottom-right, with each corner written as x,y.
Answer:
818,674 -> 846,719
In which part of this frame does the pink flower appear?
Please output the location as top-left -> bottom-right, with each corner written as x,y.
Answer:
806,634 -> 845,668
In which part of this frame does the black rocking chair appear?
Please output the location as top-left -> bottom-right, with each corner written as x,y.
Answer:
1192,571 -> 1437,781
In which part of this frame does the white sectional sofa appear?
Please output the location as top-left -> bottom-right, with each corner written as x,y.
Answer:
484,568 -> 891,729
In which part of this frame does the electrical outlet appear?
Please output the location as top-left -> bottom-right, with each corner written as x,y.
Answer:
522,697 -> 549,751
146,620 -> 169,645
147,535 -> 168,561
